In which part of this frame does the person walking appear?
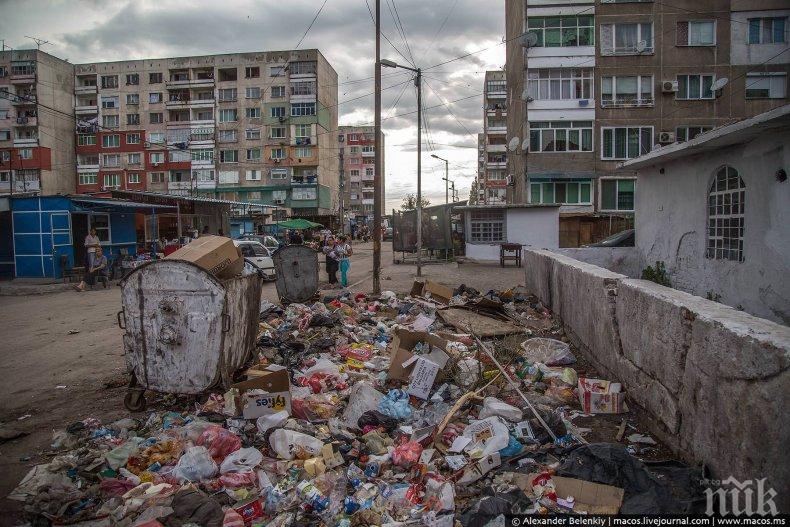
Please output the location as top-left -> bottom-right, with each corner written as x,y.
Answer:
337,235 -> 353,288
322,236 -> 340,286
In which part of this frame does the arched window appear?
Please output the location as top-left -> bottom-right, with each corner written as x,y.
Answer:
707,166 -> 745,262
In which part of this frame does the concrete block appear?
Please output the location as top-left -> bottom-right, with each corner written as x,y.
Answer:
523,249 -> 554,307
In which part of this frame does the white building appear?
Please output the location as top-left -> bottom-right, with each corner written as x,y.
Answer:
621,105 -> 790,325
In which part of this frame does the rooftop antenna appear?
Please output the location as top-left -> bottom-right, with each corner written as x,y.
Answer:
25,36 -> 51,50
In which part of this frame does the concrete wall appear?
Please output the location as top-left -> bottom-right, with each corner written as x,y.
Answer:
524,249 -> 790,511
556,246 -> 640,277
635,129 -> 790,325
465,207 -> 559,261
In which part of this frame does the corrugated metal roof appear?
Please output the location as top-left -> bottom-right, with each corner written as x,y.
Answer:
71,197 -> 177,211
112,190 -> 280,209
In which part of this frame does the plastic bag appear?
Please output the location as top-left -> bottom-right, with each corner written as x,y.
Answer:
292,393 -> 340,422
454,358 -> 481,390
342,382 -> 383,430
256,411 -> 289,435
392,440 -> 423,468
377,389 -> 412,420
521,338 -> 575,366
196,425 -> 242,463
499,435 -> 524,457
478,397 -> 523,422
220,447 -> 263,474
269,429 -> 324,460
173,446 -> 218,482
462,417 -> 510,457
105,437 -> 144,470
357,410 -> 399,432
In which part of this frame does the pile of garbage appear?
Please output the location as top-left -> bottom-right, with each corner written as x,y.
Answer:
11,282 -> 706,525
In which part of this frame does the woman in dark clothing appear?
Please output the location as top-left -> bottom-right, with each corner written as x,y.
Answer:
322,236 -> 340,285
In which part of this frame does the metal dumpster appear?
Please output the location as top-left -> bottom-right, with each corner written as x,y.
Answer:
118,260 -> 262,411
272,245 -> 319,304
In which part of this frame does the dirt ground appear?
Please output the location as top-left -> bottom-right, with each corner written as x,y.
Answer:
0,242 -> 532,519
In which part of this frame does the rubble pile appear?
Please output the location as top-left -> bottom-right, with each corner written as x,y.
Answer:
10,283 -> 706,525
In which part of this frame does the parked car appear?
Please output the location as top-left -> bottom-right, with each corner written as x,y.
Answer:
233,240 -> 276,280
235,234 -> 280,251
584,229 -> 635,248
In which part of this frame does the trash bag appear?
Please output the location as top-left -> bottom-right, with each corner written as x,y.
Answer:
357,410 -> 399,432
164,488 -> 224,527
459,488 -> 531,527
269,429 -> 324,460
196,425 -> 242,463
173,446 -> 218,482
377,389 -> 412,420
478,397 -> 523,422
556,443 -> 685,514
219,447 -> 263,474
256,411 -> 289,435
521,338 -> 575,366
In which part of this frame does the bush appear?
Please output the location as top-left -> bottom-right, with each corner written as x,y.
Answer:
641,261 -> 671,287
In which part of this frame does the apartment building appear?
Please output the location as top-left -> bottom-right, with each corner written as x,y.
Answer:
338,125 -> 385,221
73,50 -> 339,215
479,70 -> 509,204
507,0 -> 789,246
0,50 -> 76,195
471,132 -> 486,203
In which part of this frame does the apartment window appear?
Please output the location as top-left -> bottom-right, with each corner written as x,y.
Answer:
246,107 -> 262,119
365,167 -> 374,177
527,16 -> 594,47
128,172 -> 140,184
600,23 -> 653,55
602,127 -> 652,160
350,146 -> 359,154
170,150 -> 190,163
271,86 -> 286,97
270,126 -> 286,139
125,133 -> 140,145
220,150 -> 238,163
218,68 -> 237,82
350,169 -> 360,177
191,149 -> 214,162
103,173 -> 120,188
196,110 -> 213,121
219,109 -> 238,122
676,126 -> 712,142
126,73 -> 139,86
126,113 -> 140,125
707,165 -> 746,262
218,129 -> 237,142
361,145 -> 374,153
745,73 -> 787,99
527,69 -> 593,101
149,92 -> 162,103
677,21 -> 715,46
529,121 -> 593,152
18,148 -> 33,160
292,188 -> 317,200
77,134 -> 96,146
677,74 -> 714,100
291,103 -> 316,116
246,87 -> 261,99
0,67 -> 6,78
0,151 -> 9,162
485,80 -> 507,93
294,147 -> 313,158
271,169 -> 288,180
126,93 -> 140,105
101,96 -> 119,109
247,148 -> 262,162
193,169 -> 214,182
271,147 -> 285,160
246,128 -> 261,140
748,17 -> 787,44
78,173 -> 97,185
149,72 -> 163,84
149,112 -> 164,124
102,134 -> 120,148
218,88 -> 237,102
270,65 -> 286,77
469,209 -> 505,242
530,180 -> 592,205
101,75 -> 118,89
245,66 -> 260,78
102,154 -> 120,167
486,117 -> 507,128
290,61 -> 316,75
291,81 -> 316,96
127,153 -> 141,165
149,152 -> 164,164
600,179 -> 635,211
488,170 -> 507,181
246,170 -> 261,181
150,172 -> 165,183
246,191 -> 261,201
148,132 -> 165,144
601,75 -> 653,107
295,124 -> 311,138
270,106 -> 286,118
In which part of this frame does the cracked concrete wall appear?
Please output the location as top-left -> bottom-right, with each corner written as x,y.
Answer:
524,248 -> 790,511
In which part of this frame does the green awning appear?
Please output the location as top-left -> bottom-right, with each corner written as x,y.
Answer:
276,218 -> 323,229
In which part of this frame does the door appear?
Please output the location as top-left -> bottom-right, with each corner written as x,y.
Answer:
580,222 -> 593,246
51,212 -> 72,278
71,213 -> 89,267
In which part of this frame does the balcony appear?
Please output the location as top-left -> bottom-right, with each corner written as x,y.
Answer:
14,116 -> 37,127
13,137 -> 39,147
166,77 -> 215,89
292,137 -> 313,146
168,180 -> 192,191
10,73 -> 35,85
195,179 -> 216,190
75,104 -> 99,115
0,177 -> 41,193
77,162 -> 100,172
487,126 -> 507,134
601,97 -> 654,109
12,94 -> 36,106
75,84 -> 97,95
486,143 -> 507,153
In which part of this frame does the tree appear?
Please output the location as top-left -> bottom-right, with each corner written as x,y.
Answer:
400,194 -> 431,210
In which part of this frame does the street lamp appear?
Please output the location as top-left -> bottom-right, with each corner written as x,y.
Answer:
431,154 -> 449,205
381,59 -> 423,277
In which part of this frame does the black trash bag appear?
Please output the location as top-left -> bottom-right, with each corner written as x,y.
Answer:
459,488 -> 531,527
308,337 -> 335,352
556,443 -> 688,514
530,409 -> 567,445
357,410 -> 399,432
164,488 -> 224,527
644,459 -> 708,514
309,313 -> 336,327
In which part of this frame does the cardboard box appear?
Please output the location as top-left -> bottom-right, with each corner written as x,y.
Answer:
552,476 -> 624,514
231,368 -> 291,419
387,328 -> 449,382
165,235 -> 243,279
578,377 -> 627,414
410,280 -> 454,304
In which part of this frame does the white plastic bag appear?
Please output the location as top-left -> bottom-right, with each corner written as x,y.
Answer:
342,381 -> 383,430
256,410 -> 289,435
220,447 -> 264,474
462,417 -> 510,457
173,446 -> 218,482
301,358 -> 341,377
269,429 -> 324,460
478,397 -> 523,422
521,338 -> 575,366
454,358 -> 481,390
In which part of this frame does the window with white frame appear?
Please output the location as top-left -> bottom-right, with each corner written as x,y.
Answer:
350,146 -> 359,154
149,152 -> 164,164
487,188 -> 506,201
677,74 -> 715,100
126,133 -> 141,144
149,92 -> 162,103
291,102 -> 316,116
89,213 -> 111,242
601,127 -> 652,160
271,148 -> 285,160
291,81 -> 316,96
101,96 -> 118,109
170,150 -> 190,162
247,148 -> 262,161
220,150 -> 238,163
271,169 -> 288,180
527,16 -> 594,47
78,134 -> 96,146
246,107 -> 261,119
149,72 -> 163,84
246,170 -> 261,181
150,172 -> 165,183
218,129 -> 237,142
600,22 -> 654,55
530,179 -> 592,205
270,126 -> 285,139
529,121 -> 593,152
488,170 -> 507,181
246,87 -> 261,99
469,209 -> 505,242
127,153 -> 141,165
0,151 -> 10,162
245,66 -> 260,79
292,187 -> 317,200
79,172 -> 97,185
748,17 -> 787,44
707,166 -> 745,262
527,69 -> 593,101
148,132 -> 165,144
127,172 -> 140,184
676,125 -> 712,142
101,75 -> 118,89
677,20 -> 715,46
102,115 -> 119,128
126,93 -> 140,105
361,145 -> 374,153
102,154 -> 120,167
103,173 -> 120,189
601,75 -> 654,107
126,73 -> 139,86
218,88 -> 237,102
219,109 -> 238,122
290,61 -> 316,75
271,86 -> 286,97
295,124 -> 311,138
600,179 -> 635,211
350,169 -> 360,177
246,128 -> 261,140
745,73 -> 787,99
193,169 -> 214,182
272,190 -> 287,201
191,148 -> 214,162
294,147 -> 312,158
270,65 -> 286,77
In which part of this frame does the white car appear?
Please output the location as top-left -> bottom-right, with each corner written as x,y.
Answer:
233,240 -> 276,280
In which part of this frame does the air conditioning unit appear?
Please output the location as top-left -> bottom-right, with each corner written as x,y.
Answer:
658,131 -> 676,144
152,162 -> 161,166
278,117 -> 286,123
662,80 -> 679,93
274,199 -> 285,205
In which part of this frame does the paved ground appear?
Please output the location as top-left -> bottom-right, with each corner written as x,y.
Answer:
0,241 -> 528,518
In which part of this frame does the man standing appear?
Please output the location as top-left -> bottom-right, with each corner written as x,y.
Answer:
322,236 -> 340,286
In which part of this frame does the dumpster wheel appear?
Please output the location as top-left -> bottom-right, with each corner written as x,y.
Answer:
124,373 -> 147,412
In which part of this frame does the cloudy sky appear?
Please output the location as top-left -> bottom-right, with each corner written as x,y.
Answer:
0,0 -> 506,211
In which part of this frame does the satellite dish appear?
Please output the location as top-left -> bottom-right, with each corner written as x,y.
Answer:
522,32 -> 538,48
520,89 -> 534,103
711,77 -> 729,91
521,138 -> 530,153
508,137 -> 520,152
636,40 -> 648,53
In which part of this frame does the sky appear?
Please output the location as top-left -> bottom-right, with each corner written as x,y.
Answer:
0,0 -> 506,211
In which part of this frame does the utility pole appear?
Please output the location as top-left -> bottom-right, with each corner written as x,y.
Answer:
415,69 -> 422,277
372,0 -> 382,294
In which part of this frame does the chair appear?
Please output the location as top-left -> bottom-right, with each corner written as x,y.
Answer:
500,243 -> 523,268
60,254 -> 84,283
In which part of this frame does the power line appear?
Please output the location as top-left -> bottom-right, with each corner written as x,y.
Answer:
418,0 -> 459,64
423,78 -> 479,142
388,0 -> 416,67
364,0 -> 414,67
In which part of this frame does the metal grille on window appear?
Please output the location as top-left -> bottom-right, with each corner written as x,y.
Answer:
707,166 -> 745,262
470,210 -> 504,242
